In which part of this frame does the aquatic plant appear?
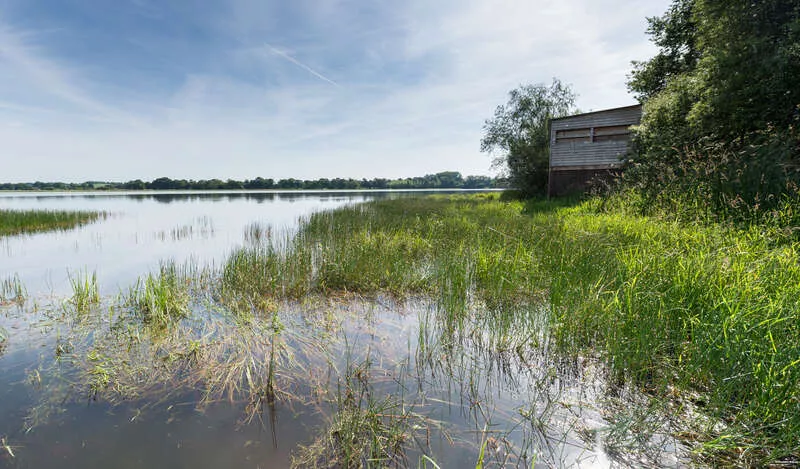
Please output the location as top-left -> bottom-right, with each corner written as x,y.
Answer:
125,264 -> 190,328
0,325 -> 8,352
0,209 -> 103,237
0,275 -> 26,306
219,193 -> 800,465
68,271 -> 100,314
292,347 -> 432,468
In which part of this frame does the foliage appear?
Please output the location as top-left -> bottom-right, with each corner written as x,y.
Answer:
627,0 -> 698,101
625,0 -> 800,225
480,79 -> 577,197
0,172 -> 502,192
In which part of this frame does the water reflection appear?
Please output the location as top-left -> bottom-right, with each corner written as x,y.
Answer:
0,295 -> 684,469
0,191 -> 469,296
0,191 -> 685,468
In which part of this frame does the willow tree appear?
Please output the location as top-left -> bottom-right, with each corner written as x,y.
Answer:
481,79 -> 577,197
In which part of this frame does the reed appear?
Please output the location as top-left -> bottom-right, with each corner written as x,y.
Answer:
0,209 -> 103,236
0,275 -> 26,306
0,325 -> 7,352
292,346 -> 431,468
219,193 -> 800,465
68,271 -> 100,314
125,264 -> 190,328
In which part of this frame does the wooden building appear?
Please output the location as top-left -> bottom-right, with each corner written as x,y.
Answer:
548,104 -> 642,197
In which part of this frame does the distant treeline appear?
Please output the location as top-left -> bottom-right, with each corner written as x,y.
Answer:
0,172 -> 504,191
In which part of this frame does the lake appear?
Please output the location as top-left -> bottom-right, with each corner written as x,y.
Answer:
0,191 -> 683,468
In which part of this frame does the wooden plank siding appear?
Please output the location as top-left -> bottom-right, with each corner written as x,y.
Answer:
548,104 -> 642,197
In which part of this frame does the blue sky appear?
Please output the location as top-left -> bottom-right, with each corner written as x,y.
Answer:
0,0 -> 670,182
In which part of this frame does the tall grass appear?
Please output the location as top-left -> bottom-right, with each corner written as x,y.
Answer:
220,193 -> 800,465
0,209 -> 103,236
0,275 -> 26,306
125,264 -> 190,328
69,271 -> 100,314
293,345 -> 431,469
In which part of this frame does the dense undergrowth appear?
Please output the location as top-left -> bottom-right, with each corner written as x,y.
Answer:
221,193 -> 800,466
0,209 -> 103,236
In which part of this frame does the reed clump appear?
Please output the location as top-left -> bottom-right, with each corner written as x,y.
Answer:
0,209 -> 103,236
125,265 -> 190,328
69,271 -> 100,314
293,352 -> 430,468
0,325 -> 7,353
0,275 -> 26,307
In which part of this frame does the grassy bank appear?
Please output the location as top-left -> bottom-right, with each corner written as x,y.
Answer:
221,193 -> 800,465
0,209 -> 103,237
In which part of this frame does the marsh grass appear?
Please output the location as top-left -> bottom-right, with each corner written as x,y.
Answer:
0,209 -> 103,237
0,325 -> 7,353
0,275 -> 26,307
68,271 -> 100,314
13,193 -> 799,466
125,264 -> 191,328
218,193 -> 800,465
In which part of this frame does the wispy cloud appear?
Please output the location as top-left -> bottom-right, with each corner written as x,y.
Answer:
0,0 -> 670,182
264,43 -> 340,87
0,21 -> 135,124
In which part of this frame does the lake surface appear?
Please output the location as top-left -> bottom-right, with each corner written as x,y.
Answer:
0,190 -> 465,297
0,191 -> 685,468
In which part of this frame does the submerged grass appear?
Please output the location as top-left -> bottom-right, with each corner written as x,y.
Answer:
0,209 -> 103,237
0,275 -> 26,307
293,347 -> 432,468
0,325 -> 7,353
220,193 -> 800,466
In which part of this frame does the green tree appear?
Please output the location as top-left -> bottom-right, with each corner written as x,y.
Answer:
626,0 -> 800,222
627,0 -> 698,101
480,79 -> 577,197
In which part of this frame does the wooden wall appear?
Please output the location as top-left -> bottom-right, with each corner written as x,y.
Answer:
548,105 -> 642,197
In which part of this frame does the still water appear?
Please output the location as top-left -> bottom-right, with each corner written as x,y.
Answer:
0,191 -> 684,469
0,191 -> 432,297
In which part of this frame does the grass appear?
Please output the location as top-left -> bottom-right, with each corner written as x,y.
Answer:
0,275 -> 26,306
69,271 -> 100,314
10,193 -> 799,467
125,264 -> 191,328
0,209 -> 103,237
0,325 -> 7,353
218,193 -> 800,466
293,348 -> 431,468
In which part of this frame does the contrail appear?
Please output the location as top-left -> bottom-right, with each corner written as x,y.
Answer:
265,44 -> 339,87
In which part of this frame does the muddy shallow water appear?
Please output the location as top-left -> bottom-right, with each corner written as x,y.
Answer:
0,191 -> 687,468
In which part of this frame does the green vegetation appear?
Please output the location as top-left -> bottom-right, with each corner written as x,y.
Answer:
0,171 -> 501,192
293,350 -> 431,468
69,271 -> 100,314
480,79 -> 577,197
125,265 -> 190,328
1,275 -> 26,306
0,209 -> 103,237
0,325 -> 7,352
219,194 -> 800,465
623,0 -> 800,226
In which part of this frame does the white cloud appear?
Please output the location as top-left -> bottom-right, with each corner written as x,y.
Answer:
0,21 -> 135,125
0,0 -> 670,182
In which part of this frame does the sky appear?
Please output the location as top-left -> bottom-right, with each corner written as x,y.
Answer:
0,0 -> 670,183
